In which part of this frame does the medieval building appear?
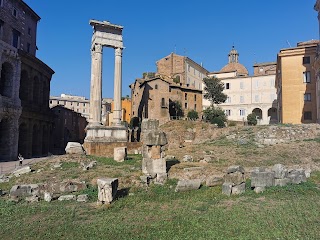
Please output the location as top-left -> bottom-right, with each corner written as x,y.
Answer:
130,74 -> 203,125
0,0 -> 54,161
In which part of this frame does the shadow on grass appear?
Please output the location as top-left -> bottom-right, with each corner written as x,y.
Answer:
115,188 -> 130,200
166,159 -> 180,172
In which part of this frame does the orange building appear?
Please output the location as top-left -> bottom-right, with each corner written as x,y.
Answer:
276,40 -> 319,124
109,98 -> 132,125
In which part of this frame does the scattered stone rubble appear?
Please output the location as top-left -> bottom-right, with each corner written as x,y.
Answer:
81,161 -> 97,171
222,166 -> 246,196
141,119 -> 168,184
175,179 -> 201,192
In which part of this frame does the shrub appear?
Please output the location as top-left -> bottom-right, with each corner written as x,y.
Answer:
187,110 -> 199,120
247,113 -> 257,126
203,106 -> 227,127
228,121 -> 237,127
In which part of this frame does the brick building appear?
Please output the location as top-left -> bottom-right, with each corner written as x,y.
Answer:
51,106 -> 88,154
0,0 -> 54,161
130,74 -> 202,125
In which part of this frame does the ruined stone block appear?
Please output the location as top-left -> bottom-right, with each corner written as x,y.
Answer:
222,183 -> 232,196
224,172 -> 245,186
25,195 -> 40,203
141,119 -> 159,132
272,164 -> 288,179
44,192 -> 52,202
12,166 -> 31,177
97,178 -> 118,204
175,179 -> 201,192
274,178 -> 290,187
114,147 -> 127,162
251,172 -> 275,188
227,165 -> 245,174
58,195 -> 76,201
254,186 -> 265,193
232,183 -> 246,195
205,176 -> 224,187
65,142 -> 85,155
144,131 -> 168,146
10,184 -> 40,198
77,194 -> 89,202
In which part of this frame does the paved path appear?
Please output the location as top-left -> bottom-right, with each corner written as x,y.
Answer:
0,157 -> 51,174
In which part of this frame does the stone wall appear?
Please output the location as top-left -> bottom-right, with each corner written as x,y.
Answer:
83,142 -> 142,157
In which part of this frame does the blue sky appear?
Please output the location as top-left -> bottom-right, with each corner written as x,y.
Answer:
24,0 -> 318,99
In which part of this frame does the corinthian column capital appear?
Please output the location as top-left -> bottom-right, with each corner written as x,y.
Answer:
115,47 -> 123,57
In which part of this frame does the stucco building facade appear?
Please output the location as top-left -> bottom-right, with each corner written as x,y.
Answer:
276,40 -> 318,124
207,47 -> 277,125
0,0 -> 54,161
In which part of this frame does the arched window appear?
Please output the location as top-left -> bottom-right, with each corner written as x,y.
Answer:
155,84 -> 158,90
161,98 -> 165,107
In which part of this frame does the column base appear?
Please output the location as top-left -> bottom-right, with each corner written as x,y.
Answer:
85,125 -> 128,142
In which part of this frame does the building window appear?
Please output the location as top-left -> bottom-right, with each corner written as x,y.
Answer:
155,84 -> 158,90
225,110 -> 231,116
188,65 -> 190,72
185,102 -> 188,109
28,27 -> 31,35
77,102 -> 79,106
255,95 -> 259,102
27,43 -> 30,53
83,103 -> 86,106
303,56 -> 310,64
185,93 -> 187,100
225,83 -> 230,89
240,96 -> 244,103
255,80 -> 259,89
70,102 -> 73,106
194,104 -> 196,110
49,100 -> 52,104
226,97 -> 231,103
169,87 -> 171,92
12,29 -> 21,48
12,8 -> 17,18
304,111 -> 312,120
303,71 -> 311,83
0,21 -> 3,38
161,98 -> 165,108
304,93 -> 311,101
0,0 -> 3,7
240,109 -> 246,116
194,95 -> 196,101
240,82 -> 244,89
83,109 -> 86,113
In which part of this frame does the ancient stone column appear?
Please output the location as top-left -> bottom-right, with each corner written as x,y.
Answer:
89,44 -> 103,125
113,47 -> 122,126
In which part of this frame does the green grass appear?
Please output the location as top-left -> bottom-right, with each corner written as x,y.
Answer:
1,174 -> 320,240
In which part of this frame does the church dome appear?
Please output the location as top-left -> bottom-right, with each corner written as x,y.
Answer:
220,46 -> 249,76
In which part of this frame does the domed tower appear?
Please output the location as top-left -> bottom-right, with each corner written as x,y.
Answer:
221,46 -> 249,76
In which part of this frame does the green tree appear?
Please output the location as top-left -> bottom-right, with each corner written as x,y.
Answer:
187,110 -> 199,120
169,100 -> 183,119
247,113 -> 257,126
203,106 -> 227,127
203,77 -> 227,105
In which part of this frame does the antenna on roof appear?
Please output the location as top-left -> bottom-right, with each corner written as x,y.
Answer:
286,40 -> 292,48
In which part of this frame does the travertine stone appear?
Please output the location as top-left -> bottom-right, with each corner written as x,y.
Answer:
222,183 -> 232,196
114,147 -> 127,162
65,142 -> 85,155
227,165 -> 245,174
251,172 -> 275,188
232,183 -> 246,195
205,176 -> 224,187
97,178 -> 118,204
10,184 -> 39,198
175,179 -> 201,192
272,164 -> 288,179
58,195 -> 76,201
12,166 -> 31,177
44,192 -> 52,202
224,172 -> 245,185
77,194 -> 89,202
275,178 -> 290,187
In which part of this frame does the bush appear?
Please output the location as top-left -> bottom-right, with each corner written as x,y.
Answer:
129,117 -> 140,129
203,106 -> 227,127
247,113 -> 257,126
187,110 -> 199,120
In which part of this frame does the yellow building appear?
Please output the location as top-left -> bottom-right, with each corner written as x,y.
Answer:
109,98 -> 132,125
276,40 -> 319,124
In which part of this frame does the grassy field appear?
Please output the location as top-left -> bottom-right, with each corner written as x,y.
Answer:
1,154 -> 320,240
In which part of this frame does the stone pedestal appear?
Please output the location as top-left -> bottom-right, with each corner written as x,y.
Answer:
97,178 -> 118,204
